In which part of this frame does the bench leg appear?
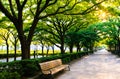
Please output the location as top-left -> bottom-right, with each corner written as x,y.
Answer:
41,74 -> 54,79
66,65 -> 70,71
64,66 -> 70,71
51,74 -> 54,79
48,74 -> 54,79
68,65 -> 70,71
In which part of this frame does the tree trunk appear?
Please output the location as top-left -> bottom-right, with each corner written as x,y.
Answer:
6,42 -> 9,62
46,46 -> 50,57
89,43 -> 94,51
115,44 -> 117,51
60,41 -> 65,54
60,36 -> 65,54
14,43 -> 17,61
21,43 -> 30,59
34,51 -> 36,58
76,44 -> 80,52
69,44 -> 73,53
118,41 -> 120,51
19,36 -> 30,59
60,45 -> 65,54
42,45 -> 44,57
14,39 -> 17,61
109,45 -> 111,51
51,46 -> 55,55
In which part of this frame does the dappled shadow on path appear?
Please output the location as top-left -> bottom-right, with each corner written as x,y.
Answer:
55,49 -> 120,79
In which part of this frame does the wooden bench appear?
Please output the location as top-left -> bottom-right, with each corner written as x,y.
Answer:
39,59 -> 70,78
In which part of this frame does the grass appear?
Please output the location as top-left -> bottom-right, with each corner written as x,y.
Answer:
0,50 -> 21,54
0,49 -> 61,55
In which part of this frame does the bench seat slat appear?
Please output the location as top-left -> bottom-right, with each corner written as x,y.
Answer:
39,59 -> 70,77
50,65 -> 69,74
40,59 -> 62,71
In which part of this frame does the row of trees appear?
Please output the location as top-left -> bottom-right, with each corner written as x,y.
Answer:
105,19 -> 120,51
1,0 -> 120,61
0,29 -> 19,62
0,0 -> 106,60
0,14 -> 100,62
89,17 -> 120,51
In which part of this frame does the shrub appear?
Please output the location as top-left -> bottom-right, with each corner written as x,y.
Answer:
0,54 -> 21,59
20,59 -> 39,77
62,57 -> 71,64
0,51 -> 93,78
0,71 -> 21,79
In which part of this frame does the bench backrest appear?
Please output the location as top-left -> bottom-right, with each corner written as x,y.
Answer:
39,59 -> 62,71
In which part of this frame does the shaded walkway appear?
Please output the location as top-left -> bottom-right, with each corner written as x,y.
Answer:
55,49 -> 120,79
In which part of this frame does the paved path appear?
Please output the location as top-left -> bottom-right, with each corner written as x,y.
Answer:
55,49 -> 120,79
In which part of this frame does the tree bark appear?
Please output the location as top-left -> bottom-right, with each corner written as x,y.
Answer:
14,38 -> 17,61
6,42 -> 9,62
51,46 -> 55,55
60,46 -> 64,54
76,44 -> 80,52
118,41 -> 120,51
69,44 -> 73,53
14,42 -> 17,61
89,43 -> 94,51
19,35 -> 30,59
60,37 -> 65,54
46,46 -> 50,57
115,44 -> 117,51
41,45 -> 44,57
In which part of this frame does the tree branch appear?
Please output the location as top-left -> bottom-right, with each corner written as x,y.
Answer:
8,0 -> 17,17
36,0 -> 42,15
28,0 -> 35,16
66,18 -> 75,30
45,37 -> 60,48
65,0 -> 106,15
21,0 -> 27,9
0,1 -> 17,23
39,1 -> 72,19
15,0 -> 21,11
43,28 -> 60,39
48,0 -> 57,6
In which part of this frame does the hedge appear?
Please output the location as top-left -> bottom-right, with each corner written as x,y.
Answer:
0,51 -> 93,78
111,50 -> 120,57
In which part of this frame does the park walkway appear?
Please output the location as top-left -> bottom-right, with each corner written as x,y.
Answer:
55,49 -> 120,79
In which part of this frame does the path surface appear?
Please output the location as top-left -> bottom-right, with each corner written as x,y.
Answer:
55,49 -> 120,79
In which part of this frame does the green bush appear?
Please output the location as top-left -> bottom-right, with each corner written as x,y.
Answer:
0,71 -> 21,79
62,57 -> 70,64
0,51 -> 93,78
20,59 -> 39,77
111,50 -> 120,57
0,54 -> 21,59
39,55 -> 62,62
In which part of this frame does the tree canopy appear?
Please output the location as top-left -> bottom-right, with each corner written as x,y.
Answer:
1,0 -> 120,60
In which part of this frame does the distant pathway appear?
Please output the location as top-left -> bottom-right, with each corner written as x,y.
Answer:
55,49 -> 120,79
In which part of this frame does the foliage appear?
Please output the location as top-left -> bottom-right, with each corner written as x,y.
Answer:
65,28 -> 99,52
79,29 -> 99,47
20,59 -> 40,77
0,53 -> 21,59
0,0 -> 106,59
36,15 -> 78,54
0,51 -> 92,78
106,39 -> 117,46
65,32 -> 79,45
88,17 -> 120,51
0,71 -> 21,79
